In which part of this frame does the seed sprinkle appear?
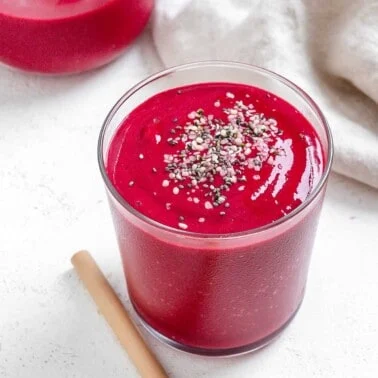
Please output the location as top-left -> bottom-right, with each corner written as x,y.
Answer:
161,93 -> 284,209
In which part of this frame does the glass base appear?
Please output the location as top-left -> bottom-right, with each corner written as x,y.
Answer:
132,299 -> 303,357
0,54 -> 122,76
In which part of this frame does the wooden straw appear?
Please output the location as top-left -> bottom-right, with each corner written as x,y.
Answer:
71,250 -> 168,378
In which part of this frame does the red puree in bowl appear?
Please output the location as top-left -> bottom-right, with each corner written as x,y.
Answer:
107,83 -> 324,351
0,0 -> 153,74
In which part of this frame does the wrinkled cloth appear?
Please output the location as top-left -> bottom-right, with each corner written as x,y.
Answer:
152,0 -> 378,188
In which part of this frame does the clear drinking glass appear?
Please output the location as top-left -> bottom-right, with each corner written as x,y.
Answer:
0,0 -> 154,74
98,62 -> 333,356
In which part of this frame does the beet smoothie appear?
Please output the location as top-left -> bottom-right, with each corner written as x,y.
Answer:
100,64 -> 332,355
0,0 -> 153,74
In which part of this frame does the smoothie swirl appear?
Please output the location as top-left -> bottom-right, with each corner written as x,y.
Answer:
107,83 -> 324,234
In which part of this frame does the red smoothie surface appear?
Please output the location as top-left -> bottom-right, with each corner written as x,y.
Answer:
106,82 -> 326,351
107,83 -> 324,234
0,0 -> 153,74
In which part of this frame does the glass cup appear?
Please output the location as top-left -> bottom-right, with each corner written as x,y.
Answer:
98,62 -> 333,356
0,0 -> 154,74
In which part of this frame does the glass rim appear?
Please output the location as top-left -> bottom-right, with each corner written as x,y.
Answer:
98,60 -> 334,239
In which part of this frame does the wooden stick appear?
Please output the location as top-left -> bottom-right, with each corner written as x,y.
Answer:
71,250 -> 168,378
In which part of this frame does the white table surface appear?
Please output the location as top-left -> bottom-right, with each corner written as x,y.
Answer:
1,32 -> 378,378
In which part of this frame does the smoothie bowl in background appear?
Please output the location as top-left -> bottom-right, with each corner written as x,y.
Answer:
0,0 -> 154,74
98,62 -> 333,356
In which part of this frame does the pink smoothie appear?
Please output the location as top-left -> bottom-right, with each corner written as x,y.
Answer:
106,83 -> 325,352
0,0 -> 153,74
